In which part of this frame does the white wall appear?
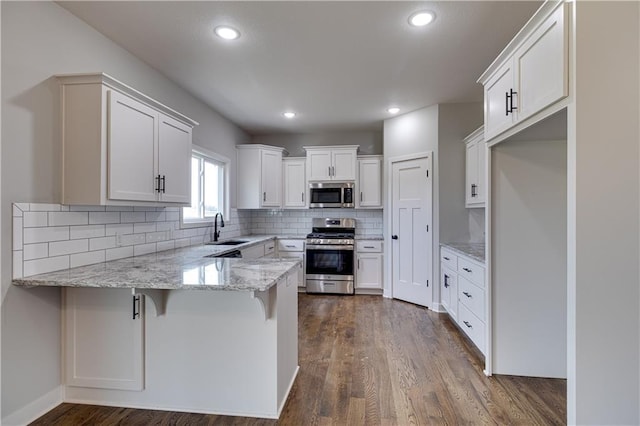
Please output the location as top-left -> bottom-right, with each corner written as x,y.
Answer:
568,2 -> 640,424
251,131 -> 382,157
1,2 -> 249,422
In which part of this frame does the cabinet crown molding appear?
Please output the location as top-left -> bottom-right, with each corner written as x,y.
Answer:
55,72 -> 199,128
303,145 -> 360,152
236,144 -> 287,155
464,126 -> 485,144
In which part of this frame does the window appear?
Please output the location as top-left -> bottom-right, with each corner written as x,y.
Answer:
182,148 -> 229,225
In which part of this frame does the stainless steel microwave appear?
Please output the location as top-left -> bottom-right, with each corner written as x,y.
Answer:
309,182 -> 354,208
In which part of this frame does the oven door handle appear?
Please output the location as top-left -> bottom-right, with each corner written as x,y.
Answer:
306,245 -> 354,251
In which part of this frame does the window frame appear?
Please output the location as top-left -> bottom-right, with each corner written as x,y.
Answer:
180,146 -> 230,229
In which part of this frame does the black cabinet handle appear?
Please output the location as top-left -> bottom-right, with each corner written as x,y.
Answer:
263,192 -> 266,202
444,274 -> 449,288
463,321 -> 472,328
463,292 -> 472,298
391,235 -> 398,240
443,256 -> 450,261
506,88 -> 518,116
471,184 -> 477,197
462,267 -> 472,273
132,295 -> 141,319
161,175 -> 166,193
302,192 -> 304,202
155,174 -> 161,193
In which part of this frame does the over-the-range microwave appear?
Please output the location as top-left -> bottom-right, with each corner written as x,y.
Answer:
309,182 -> 354,208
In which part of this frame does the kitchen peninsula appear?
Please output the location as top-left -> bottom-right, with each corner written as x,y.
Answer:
13,239 -> 301,419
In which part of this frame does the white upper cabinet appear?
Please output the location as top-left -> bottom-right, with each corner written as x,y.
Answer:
57,73 -> 198,206
479,2 -> 569,142
357,156 -> 382,208
464,127 -> 486,208
304,146 -> 358,181
236,144 -> 285,209
282,158 -> 307,208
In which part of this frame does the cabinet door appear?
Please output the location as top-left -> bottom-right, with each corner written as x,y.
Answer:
441,266 -> 458,321
358,158 -> 382,207
65,287 -> 144,391
332,150 -> 357,181
261,150 -> 282,207
356,253 -> 382,289
307,150 -> 332,181
108,90 -> 158,202
283,159 -> 306,208
158,114 -> 192,204
516,4 -> 568,122
484,61 -> 516,141
465,142 -> 479,206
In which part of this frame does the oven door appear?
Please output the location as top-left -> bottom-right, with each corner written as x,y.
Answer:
305,244 -> 354,280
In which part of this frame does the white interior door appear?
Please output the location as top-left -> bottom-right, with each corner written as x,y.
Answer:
391,156 -> 432,307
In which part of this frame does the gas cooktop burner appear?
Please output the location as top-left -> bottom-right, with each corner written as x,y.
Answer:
306,232 -> 355,239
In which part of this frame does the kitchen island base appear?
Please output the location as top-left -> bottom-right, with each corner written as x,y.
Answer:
62,268 -> 299,419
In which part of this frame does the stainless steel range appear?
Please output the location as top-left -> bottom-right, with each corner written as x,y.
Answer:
306,218 -> 355,295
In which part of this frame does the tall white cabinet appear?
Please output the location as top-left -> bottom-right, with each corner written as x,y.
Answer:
357,156 -> 382,208
282,158 -> 307,208
57,73 -> 197,206
236,144 -> 285,209
464,127 -> 486,208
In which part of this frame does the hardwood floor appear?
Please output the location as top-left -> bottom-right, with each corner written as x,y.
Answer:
31,294 -> 566,425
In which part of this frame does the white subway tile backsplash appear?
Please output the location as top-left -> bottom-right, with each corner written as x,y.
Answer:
89,212 -> 121,224
106,206 -> 134,212
13,250 -> 24,279
70,225 -> 106,240
23,212 -> 48,227
106,246 -> 134,261
89,236 -> 117,251
70,205 -> 106,212
134,206 -> 157,212
105,223 -> 134,236
157,240 -> 175,252
13,217 -> 23,250
146,231 -> 168,243
70,250 -> 105,268
175,238 -> 191,248
121,212 -> 147,223
121,234 -> 146,246
50,239 -> 89,256
156,221 -> 176,232
145,211 -> 166,222
165,211 -> 179,221
49,211 -> 88,226
24,255 -> 69,277
29,203 -> 60,212
24,226 -> 69,244
134,243 -> 156,256
134,222 -> 156,234
23,243 -> 48,261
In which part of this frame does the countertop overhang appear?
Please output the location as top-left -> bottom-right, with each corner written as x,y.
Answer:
12,236 -> 300,293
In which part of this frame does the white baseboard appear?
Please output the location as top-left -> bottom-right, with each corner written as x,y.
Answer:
431,302 -> 446,313
1,386 -> 63,426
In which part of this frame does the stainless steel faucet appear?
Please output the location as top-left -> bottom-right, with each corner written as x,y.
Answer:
213,213 -> 225,242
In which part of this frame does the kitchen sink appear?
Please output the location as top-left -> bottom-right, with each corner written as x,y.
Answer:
205,240 -> 248,246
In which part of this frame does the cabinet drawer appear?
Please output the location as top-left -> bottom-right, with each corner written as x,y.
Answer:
458,276 -> 485,320
356,241 -> 382,253
264,241 -> 276,256
458,303 -> 486,354
277,239 -> 304,252
280,252 -> 304,261
441,248 -> 458,270
458,257 -> 485,287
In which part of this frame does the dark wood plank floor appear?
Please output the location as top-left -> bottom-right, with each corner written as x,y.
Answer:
31,294 -> 566,425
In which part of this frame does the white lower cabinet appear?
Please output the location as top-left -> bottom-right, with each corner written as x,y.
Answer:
64,287 -> 144,391
356,240 -> 383,290
440,247 -> 486,354
277,239 -> 305,289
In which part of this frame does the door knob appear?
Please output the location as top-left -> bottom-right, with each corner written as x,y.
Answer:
391,235 -> 398,240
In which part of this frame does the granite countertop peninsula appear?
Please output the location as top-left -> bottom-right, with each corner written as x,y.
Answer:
441,242 -> 485,263
13,236 -> 300,292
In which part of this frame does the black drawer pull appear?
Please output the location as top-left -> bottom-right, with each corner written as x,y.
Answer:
443,256 -> 450,261
444,274 -> 449,288
462,267 -> 472,273
463,292 -> 472,298
463,321 -> 472,328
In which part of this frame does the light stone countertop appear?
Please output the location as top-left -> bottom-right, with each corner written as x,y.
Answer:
13,236 -> 300,292
441,242 -> 485,263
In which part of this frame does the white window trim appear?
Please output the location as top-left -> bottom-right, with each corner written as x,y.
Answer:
180,145 -> 230,229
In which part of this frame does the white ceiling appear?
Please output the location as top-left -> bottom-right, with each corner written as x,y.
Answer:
58,1 -> 541,135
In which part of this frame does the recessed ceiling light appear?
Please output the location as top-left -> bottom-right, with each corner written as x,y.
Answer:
387,107 -> 400,114
408,11 -> 435,27
283,112 -> 296,119
214,26 -> 240,40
